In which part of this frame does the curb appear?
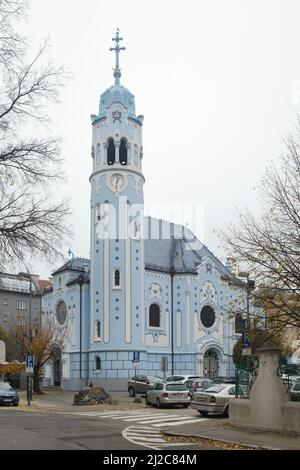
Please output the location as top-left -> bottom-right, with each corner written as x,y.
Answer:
162,430 -> 282,450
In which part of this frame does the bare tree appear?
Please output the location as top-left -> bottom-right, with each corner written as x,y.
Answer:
0,0 -> 71,270
220,122 -> 300,338
9,319 -> 68,393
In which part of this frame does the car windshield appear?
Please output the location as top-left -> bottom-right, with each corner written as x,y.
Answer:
166,384 -> 187,391
148,377 -> 162,382
204,385 -> 228,393
0,382 -> 13,391
196,381 -> 213,389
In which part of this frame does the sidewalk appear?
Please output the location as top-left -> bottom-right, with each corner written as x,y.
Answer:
7,388 -> 146,414
162,418 -> 300,450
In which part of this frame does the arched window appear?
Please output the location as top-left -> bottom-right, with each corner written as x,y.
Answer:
95,320 -> 101,339
95,356 -> 101,370
114,269 -> 121,287
119,138 -> 128,165
107,138 -> 115,165
235,313 -> 243,334
149,303 -> 160,328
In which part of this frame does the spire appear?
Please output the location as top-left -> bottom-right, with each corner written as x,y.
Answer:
110,29 -> 126,86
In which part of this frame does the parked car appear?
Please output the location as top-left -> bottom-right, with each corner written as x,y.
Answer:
165,375 -> 203,384
146,381 -> 191,408
0,382 -> 19,406
191,383 -> 241,417
185,378 -> 214,400
128,375 -> 163,397
290,381 -> 300,401
213,376 -> 236,384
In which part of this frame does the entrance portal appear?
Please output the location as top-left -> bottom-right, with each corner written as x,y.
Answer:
53,359 -> 61,386
203,349 -> 218,380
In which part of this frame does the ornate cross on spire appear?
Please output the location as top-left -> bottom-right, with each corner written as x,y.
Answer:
110,29 -> 126,86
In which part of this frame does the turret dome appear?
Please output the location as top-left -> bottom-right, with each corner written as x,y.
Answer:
99,84 -> 136,119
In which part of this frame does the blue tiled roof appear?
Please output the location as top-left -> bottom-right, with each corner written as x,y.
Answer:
144,217 -> 233,276
52,258 -> 90,276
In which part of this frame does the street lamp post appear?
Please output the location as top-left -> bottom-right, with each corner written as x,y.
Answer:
238,272 -> 255,393
20,272 -> 33,406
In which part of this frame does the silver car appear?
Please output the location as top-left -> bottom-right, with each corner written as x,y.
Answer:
191,383 -> 239,417
146,382 -> 191,408
290,381 -> 300,401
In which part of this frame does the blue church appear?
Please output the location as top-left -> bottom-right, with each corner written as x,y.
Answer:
43,32 -> 244,391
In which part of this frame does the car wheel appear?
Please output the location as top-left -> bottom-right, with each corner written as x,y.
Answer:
182,404 -> 189,408
145,395 -> 150,406
198,410 -> 208,416
128,387 -> 135,397
13,403 -> 19,407
223,406 -> 229,418
156,398 -> 161,408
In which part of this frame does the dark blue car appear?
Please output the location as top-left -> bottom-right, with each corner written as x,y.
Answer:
0,381 -> 19,406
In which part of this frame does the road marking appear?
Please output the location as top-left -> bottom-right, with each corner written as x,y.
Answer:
133,415 -> 200,425
152,418 -> 208,427
122,425 -> 195,450
122,414 -> 171,422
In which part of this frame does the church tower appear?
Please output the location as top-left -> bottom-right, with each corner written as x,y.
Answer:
90,31 -> 145,359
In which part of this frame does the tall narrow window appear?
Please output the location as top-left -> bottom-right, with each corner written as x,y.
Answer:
95,356 -> 101,370
114,269 -> 121,287
95,320 -> 101,339
119,138 -> 128,165
235,313 -> 243,334
107,138 -> 115,165
149,303 -> 160,327
95,204 -> 103,222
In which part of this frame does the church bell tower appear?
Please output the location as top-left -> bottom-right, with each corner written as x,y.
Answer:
90,31 -> 145,353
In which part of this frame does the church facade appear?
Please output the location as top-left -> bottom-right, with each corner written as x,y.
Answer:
43,32 -> 244,391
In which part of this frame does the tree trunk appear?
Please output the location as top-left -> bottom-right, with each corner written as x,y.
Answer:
33,366 -> 41,394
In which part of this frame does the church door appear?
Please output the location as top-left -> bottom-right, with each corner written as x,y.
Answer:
53,359 -> 61,386
203,349 -> 218,380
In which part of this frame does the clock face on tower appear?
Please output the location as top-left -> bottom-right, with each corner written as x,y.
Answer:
108,173 -> 127,194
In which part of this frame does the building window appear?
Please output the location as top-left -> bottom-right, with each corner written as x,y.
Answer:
3,298 -> 7,305
95,356 -> 101,370
58,276 -> 63,290
235,313 -> 243,334
149,303 -> 160,328
3,313 -> 9,322
56,301 -> 67,326
200,305 -> 216,328
17,315 -> 26,326
113,269 -> 121,288
95,320 -> 101,339
17,300 -> 27,310
107,137 -> 115,165
95,204 -> 103,222
119,138 -> 128,165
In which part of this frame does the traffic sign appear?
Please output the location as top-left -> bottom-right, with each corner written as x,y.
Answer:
242,347 -> 251,356
132,361 -> 140,369
242,332 -> 251,348
26,356 -> 34,368
133,351 -> 140,362
26,356 -> 34,374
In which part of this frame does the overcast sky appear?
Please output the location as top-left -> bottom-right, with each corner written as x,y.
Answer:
21,0 -> 300,278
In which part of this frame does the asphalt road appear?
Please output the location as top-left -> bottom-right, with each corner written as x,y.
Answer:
0,407 -> 218,451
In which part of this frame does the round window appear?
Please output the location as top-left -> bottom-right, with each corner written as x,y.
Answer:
200,306 -> 215,328
56,301 -> 67,325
